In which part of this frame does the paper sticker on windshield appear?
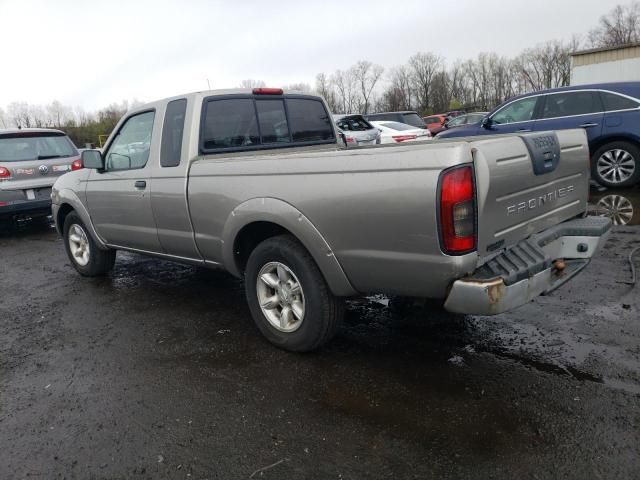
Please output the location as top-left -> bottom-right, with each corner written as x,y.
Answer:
16,168 -> 35,175
53,165 -> 71,172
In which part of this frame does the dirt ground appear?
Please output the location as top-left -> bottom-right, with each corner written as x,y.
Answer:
0,216 -> 639,479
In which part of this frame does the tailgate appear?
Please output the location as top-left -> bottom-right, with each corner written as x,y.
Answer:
470,129 -> 589,256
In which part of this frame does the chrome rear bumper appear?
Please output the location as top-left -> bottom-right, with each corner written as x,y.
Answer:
444,217 -> 611,315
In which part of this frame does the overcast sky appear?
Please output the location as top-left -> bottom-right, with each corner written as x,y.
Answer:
0,0 -> 615,111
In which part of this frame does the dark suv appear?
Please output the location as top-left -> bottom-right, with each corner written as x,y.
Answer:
365,111 -> 426,129
0,129 -> 82,221
437,82 -> 640,188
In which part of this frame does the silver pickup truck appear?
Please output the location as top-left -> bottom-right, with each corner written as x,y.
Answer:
52,88 -> 611,351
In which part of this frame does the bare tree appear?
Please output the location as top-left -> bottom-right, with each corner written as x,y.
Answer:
0,107 -> 7,128
282,82 -> 312,92
589,2 -> 640,47
388,66 -> 413,110
331,69 -> 358,114
8,102 -> 31,128
517,40 -> 575,92
409,52 -> 443,114
239,79 -> 266,89
315,73 -> 339,112
351,60 -> 384,114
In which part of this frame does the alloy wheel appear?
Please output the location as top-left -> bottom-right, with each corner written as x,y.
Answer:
68,224 -> 90,266
256,262 -> 305,332
596,149 -> 636,184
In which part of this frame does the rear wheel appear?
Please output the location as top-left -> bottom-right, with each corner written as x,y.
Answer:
245,235 -> 343,352
592,141 -> 640,188
63,211 -> 116,276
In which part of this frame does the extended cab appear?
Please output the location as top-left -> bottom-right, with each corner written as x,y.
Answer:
52,88 -> 611,351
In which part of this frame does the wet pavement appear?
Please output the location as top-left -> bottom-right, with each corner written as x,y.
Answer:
1,202 -> 639,479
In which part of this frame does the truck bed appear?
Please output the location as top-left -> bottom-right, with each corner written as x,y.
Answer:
187,129 -> 589,298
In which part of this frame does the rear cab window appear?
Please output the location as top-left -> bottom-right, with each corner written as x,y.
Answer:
0,132 -> 77,162
200,94 -> 334,153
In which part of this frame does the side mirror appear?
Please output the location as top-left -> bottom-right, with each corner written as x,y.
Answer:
481,117 -> 492,129
81,149 -> 104,170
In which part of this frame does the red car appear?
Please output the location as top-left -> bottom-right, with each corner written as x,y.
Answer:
423,114 -> 448,135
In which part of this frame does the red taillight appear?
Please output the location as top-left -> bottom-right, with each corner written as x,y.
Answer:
0,166 -> 10,178
253,87 -> 284,95
439,165 -> 476,255
392,134 -> 417,143
71,158 -> 83,171
345,136 -> 355,143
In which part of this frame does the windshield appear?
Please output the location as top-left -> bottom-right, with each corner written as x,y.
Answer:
0,133 -> 77,161
379,121 -> 416,131
336,116 -> 374,132
402,113 -> 426,128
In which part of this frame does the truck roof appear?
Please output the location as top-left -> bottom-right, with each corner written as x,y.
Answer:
133,88 -> 315,112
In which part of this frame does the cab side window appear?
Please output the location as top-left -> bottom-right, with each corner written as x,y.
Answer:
160,99 -> 187,167
106,111 -> 155,171
492,97 -> 538,124
541,92 -> 602,119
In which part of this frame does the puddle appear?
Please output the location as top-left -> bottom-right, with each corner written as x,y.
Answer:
588,184 -> 640,226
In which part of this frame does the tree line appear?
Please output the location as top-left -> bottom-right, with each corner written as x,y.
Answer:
0,1 -> 637,146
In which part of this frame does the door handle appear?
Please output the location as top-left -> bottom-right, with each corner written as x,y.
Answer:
579,123 -> 598,128
517,128 -> 531,132
134,180 -> 146,189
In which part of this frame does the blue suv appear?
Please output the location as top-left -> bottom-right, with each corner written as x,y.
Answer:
437,82 -> 640,188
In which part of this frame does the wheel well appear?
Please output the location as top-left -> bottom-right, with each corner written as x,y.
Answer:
56,203 -> 74,230
233,221 -> 290,273
590,135 -> 640,159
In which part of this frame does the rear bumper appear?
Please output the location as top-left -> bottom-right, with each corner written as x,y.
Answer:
444,216 -> 611,315
0,198 -> 52,218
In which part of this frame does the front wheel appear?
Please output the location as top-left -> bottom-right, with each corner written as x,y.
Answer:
592,141 -> 640,188
63,211 -> 116,276
245,235 -> 343,352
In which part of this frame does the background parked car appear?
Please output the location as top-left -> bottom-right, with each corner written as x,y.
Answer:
423,114 -> 448,135
333,114 -> 381,146
370,121 -> 432,144
443,112 -> 488,129
0,128 -> 82,221
365,111 -> 426,130
436,82 -> 640,188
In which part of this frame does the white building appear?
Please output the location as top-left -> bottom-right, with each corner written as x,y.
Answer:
571,43 -> 640,85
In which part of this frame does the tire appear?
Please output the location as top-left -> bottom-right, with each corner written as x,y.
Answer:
592,141 -> 640,188
244,235 -> 343,352
63,211 -> 116,276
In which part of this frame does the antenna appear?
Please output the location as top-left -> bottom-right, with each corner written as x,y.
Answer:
206,78 -> 211,89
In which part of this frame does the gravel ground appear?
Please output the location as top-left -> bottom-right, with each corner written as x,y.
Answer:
0,218 -> 638,479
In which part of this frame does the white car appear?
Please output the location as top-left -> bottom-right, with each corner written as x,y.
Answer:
370,121 -> 432,144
